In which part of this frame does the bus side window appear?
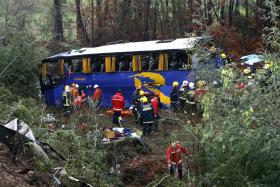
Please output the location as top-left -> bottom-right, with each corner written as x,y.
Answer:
170,55 -> 182,70
91,57 -> 99,72
148,56 -> 158,71
141,57 -> 149,71
118,57 -> 130,71
72,59 -> 83,73
45,62 -> 62,85
100,58 -> 105,72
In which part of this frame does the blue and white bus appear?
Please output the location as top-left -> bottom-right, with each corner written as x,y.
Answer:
39,37 -> 205,108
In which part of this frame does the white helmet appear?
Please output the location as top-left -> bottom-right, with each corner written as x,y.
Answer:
94,84 -> 99,89
213,80 -> 218,85
182,80 -> 189,87
75,84 -> 79,88
189,82 -> 195,89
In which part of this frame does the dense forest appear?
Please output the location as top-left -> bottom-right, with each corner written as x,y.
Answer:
0,0 -> 280,186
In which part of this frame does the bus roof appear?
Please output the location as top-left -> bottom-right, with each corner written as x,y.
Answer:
45,37 -> 203,61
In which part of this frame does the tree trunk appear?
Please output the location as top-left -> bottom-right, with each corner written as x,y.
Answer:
245,0 -> 249,19
91,0 -> 94,46
153,0 -> 158,39
76,0 -> 89,46
53,0 -> 64,42
220,0 -> 225,21
235,0 -> 239,18
228,0 -> 234,27
144,0 -> 150,40
207,0 -> 213,25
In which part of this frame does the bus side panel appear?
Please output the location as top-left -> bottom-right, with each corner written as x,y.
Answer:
43,88 -> 54,107
52,85 -> 65,107
51,70 -> 195,108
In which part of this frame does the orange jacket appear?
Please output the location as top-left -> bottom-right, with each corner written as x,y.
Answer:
93,88 -> 102,101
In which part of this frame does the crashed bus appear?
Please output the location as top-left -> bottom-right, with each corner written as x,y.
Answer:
39,37 -> 211,108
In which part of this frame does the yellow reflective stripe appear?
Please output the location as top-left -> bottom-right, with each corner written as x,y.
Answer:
138,56 -> 142,71
158,53 -> 164,71
82,58 -> 87,73
83,58 -> 91,73
60,59 -> 64,75
132,55 -> 137,71
87,58 -> 90,73
164,53 -> 168,70
111,56 -> 116,72
42,63 -> 47,80
105,57 -> 111,72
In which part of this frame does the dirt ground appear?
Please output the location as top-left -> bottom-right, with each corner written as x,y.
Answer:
0,143 -> 54,187
100,110 -> 195,186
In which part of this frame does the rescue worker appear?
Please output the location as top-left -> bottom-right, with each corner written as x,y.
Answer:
221,53 -> 230,65
170,81 -> 180,111
221,65 -> 236,89
71,84 -> 79,99
112,90 -> 125,126
132,86 -> 142,105
92,84 -> 103,109
62,85 -> 71,116
179,80 -> 189,110
182,82 -> 196,115
73,92 -> 83,111
166,141 -> 191,181
195,81 -> 208,99
243,68 -> 252,79
151,93 -> 160,132
131,86 -> 142,120
139,96 -> 154,136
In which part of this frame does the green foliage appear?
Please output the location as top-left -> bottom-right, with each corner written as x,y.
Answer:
43,130 -> 117,187
263,1 -> 280,52
0,33 -> 47,97
199,64 -> 280,186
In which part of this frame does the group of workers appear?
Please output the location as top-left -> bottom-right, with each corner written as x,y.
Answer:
110,87 -> 192,181
111,86 -> 160,136
62,83 -> 103,115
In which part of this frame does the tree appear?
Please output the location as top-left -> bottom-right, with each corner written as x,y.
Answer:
76,0 -> 89,46
53,0 -> 64,42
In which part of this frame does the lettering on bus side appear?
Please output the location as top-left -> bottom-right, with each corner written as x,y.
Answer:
75,77 -> 86,81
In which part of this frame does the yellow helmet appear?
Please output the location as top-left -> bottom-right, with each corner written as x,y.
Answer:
64,85 -> 70,92
139,90 -> 144,96
172,81 -> 179,87
221,53 -> 227,59
263,63 -> 271,70
243,68 -> 251,75
209,46 -> 216,53
197,80 -> 206,88
140,96 -> 148,103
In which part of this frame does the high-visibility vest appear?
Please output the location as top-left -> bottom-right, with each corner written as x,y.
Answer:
62,91 -> 71,107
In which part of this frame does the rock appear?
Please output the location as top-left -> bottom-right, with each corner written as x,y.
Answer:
27,171 -> 34,176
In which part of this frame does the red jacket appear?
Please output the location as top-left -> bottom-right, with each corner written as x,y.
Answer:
93,88 -> 102,101
151,96 -> 159,116
235,82 -> 247,90
112,93 -> 125,111
166,143 -> 190,164
195,88 -> 207,97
